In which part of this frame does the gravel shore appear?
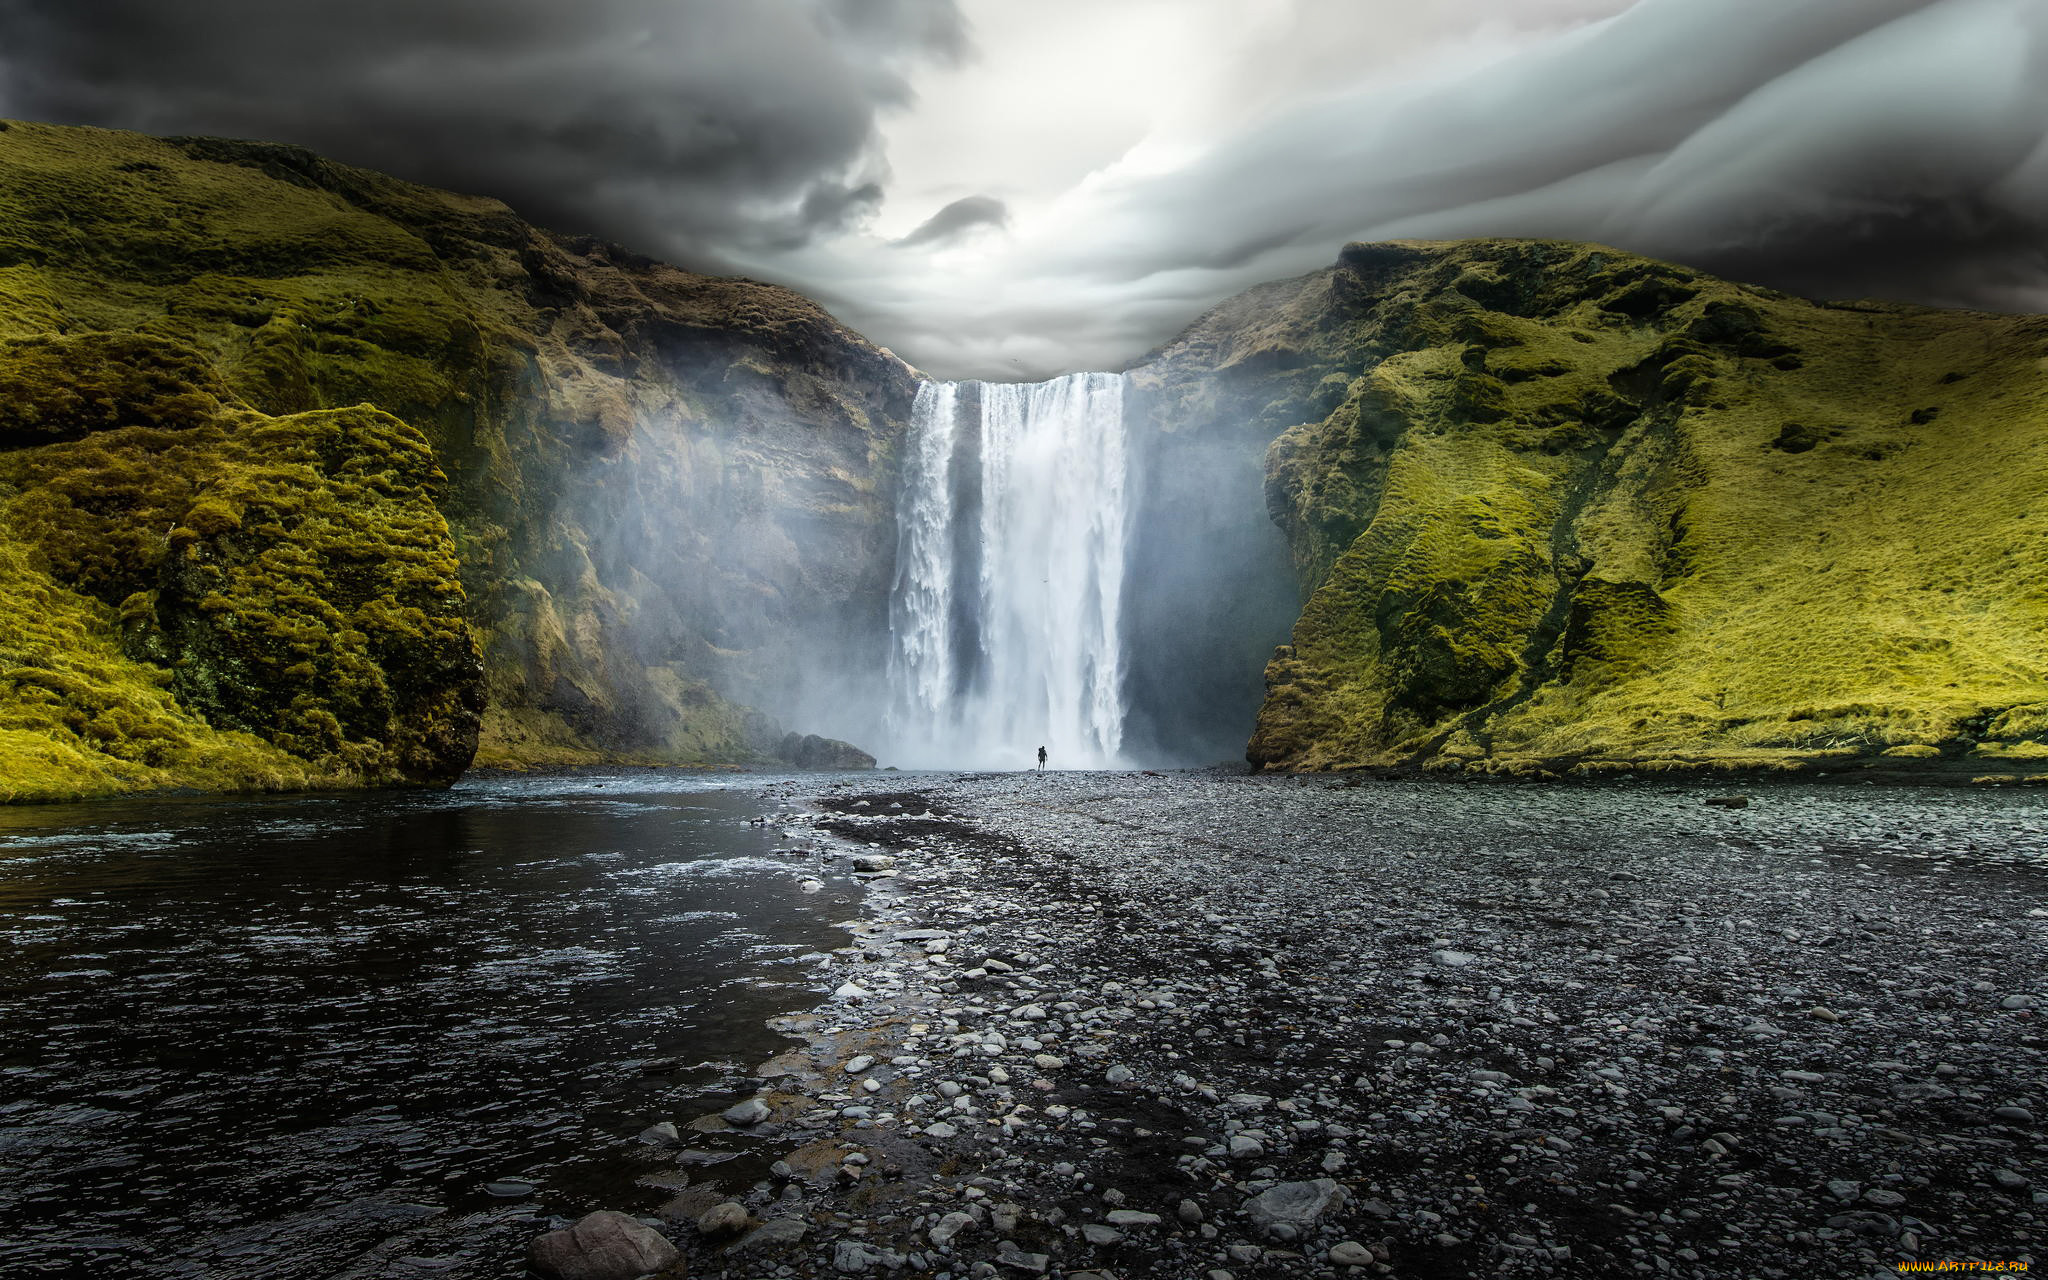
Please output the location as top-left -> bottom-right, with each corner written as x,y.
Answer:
636,771 -> 2045,1280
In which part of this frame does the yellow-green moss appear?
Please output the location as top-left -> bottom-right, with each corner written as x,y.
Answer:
0,541 -> 322,801
0,395 -> 482,800
1225,239 -> 2048,775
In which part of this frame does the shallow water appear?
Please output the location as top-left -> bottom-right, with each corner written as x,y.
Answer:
0,772 -> 854,1279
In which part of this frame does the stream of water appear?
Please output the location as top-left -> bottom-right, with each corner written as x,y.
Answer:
0,772 -> 855,1279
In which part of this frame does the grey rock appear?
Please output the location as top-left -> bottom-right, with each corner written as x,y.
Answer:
529,1210 -> 680,1280
729,1217 -> 808,1253
721,1098 -> 771,1127
778,732 -> 875,770
930,1211 -> 977,1247
676,1148 -> 736,1167
835,1239 -> 880,1272
697,1201 -> 748,1237
1244,1179 -> 1346,1234
1328,1241 -> 1373,1267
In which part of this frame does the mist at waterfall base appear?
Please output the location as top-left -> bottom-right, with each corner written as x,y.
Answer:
565,370 -> 1296,771
877,372 -> 1298,771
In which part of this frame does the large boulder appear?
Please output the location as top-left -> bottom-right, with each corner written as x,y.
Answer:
776,731 -> 876,770
529,1210 -> 681,1280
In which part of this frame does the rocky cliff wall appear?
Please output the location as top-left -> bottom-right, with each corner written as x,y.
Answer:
1138,239 -> 2048,777
0,121 -> 913,799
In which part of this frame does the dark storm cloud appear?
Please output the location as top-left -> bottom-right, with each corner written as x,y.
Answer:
892,193 -> 1008,248
0,0 -> 968,263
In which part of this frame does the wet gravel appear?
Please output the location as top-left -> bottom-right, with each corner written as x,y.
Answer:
642,771 -> 2045,1280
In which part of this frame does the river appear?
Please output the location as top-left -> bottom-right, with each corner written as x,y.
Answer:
0,771 -> 857,1279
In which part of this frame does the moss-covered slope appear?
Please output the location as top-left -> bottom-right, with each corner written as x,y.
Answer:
0,120 -> 912,798
1135,239 -> 2048,777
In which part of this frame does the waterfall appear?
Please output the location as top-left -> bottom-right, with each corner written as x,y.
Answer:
885,372 -> 1129,769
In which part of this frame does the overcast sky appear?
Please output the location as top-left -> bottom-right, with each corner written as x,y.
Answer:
5,0 -> 2046,377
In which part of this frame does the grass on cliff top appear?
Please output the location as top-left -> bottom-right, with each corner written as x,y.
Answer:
1253,239 -> 2048,773
1505,296 -> 2048,768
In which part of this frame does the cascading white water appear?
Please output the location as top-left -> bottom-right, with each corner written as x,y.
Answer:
885,372 -> 1129,769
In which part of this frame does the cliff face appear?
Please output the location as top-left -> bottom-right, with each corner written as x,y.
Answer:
0,121 -> 912,799
1139,239 -> 2048,777
9,118 -> 2044,795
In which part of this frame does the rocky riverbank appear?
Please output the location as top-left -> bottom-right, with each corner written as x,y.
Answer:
570,770 -> 2044,1280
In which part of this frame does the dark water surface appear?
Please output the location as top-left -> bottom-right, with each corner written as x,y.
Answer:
0,772 -> 854,1279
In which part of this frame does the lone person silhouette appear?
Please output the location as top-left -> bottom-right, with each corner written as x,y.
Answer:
1036,745 -> 1048,772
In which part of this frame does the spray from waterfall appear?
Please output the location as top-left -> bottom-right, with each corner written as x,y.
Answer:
885,373 -> 1129,769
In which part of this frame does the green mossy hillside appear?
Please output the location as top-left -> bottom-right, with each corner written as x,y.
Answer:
1139,239 -> 2048,777
0,374 -> 480,799
0,120 -> 913,793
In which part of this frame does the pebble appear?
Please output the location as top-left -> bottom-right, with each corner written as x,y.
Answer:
1328,1241 -> 1373,1266
834,1240 -> 880,1272
716,772 -> 2045,1280
721,1098 -> 771,1127
1244,1180 -> 1346,1233
929,1211 -> 977,1247
697,1201 -> 748,1237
